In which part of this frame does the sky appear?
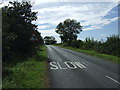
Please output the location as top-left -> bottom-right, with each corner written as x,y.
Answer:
0,0 -> 120,43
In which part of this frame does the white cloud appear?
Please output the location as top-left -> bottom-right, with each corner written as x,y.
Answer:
38,29 -> 58,37
0,1 -> 9,8
32,2 -> 118,42
38,25 -> 50,30
34,2 -> 118,28
82,17 -> 119,30
100,34 -> 108,37
83,26 -> 101,31
1,0 -> 119,42
33,0 -> 120,5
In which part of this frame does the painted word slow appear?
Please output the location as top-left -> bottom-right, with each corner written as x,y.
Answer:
50,61 -> 87,70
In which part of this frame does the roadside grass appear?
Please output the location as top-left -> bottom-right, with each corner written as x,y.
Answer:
3,45 -> 49,88
55,44 -> 119,63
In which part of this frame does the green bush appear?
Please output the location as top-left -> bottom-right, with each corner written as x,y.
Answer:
103,35 -> 120,57
70,40 -> 83,48
2,1 -> 44,63
83,37 -> 96,50
62,35 -> 120,57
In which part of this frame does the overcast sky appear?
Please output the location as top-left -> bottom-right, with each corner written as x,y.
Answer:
1,0 -> 120,43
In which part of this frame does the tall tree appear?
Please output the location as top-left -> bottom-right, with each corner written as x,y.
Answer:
2,1 -> 43,62
55,19 -> 82,43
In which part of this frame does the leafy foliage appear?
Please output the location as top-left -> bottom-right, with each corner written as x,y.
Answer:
64,35 -> 120,57
103,35 -> 120,56
44,36 -> 57,45
3,46 -> 49,88
69,40 -> 84,48
56,19 -> 82,43
2,1 -> 43,62
2,1 -> 49,88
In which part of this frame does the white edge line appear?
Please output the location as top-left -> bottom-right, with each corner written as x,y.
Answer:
48,55 -> 49,58
106,75 -> 120,85
64,55 -> 68,57
58,57 -> 62,61
47,53 -> 50,58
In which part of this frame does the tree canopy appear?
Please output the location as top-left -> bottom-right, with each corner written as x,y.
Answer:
2,1 -> 43,62
44,36 -> 57,45
55,19 -> 82,43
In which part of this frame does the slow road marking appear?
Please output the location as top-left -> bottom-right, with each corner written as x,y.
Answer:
81,62 -> 88,66
49,61 -> 87,70
48,46 -> 52,51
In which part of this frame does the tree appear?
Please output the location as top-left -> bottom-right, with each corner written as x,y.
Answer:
34,30 -> 44,45
103,35 -> 120,56
70,39 -> 84,48
2,1 -> 43,62
44,36 -> 57,45
55,19 -> 82,43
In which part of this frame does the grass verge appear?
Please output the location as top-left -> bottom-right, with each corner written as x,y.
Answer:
55,44 -> 119,63
3,45 -> 49,88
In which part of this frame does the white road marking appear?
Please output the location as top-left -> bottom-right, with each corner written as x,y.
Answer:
58,57 -> 62,61
81,62 -> 88,66
106,75 -> 120,85
49,61 -> 87,70
71,62 -> 86,69
64,62 -> 78,69
57,62 -> 67,69
50,62 -> 59,70
64,55 -> 68,57
48,47 -> 52,50
77,62 -> 86,68
47,54 -> 50,58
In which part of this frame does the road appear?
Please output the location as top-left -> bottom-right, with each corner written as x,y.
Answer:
46,45 -> 119,88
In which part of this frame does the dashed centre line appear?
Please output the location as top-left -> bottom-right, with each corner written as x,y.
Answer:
106,75 -> 120,85
58,57 -> 62,61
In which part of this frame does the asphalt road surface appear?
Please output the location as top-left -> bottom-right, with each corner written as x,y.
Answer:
46,45 -> 119,88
